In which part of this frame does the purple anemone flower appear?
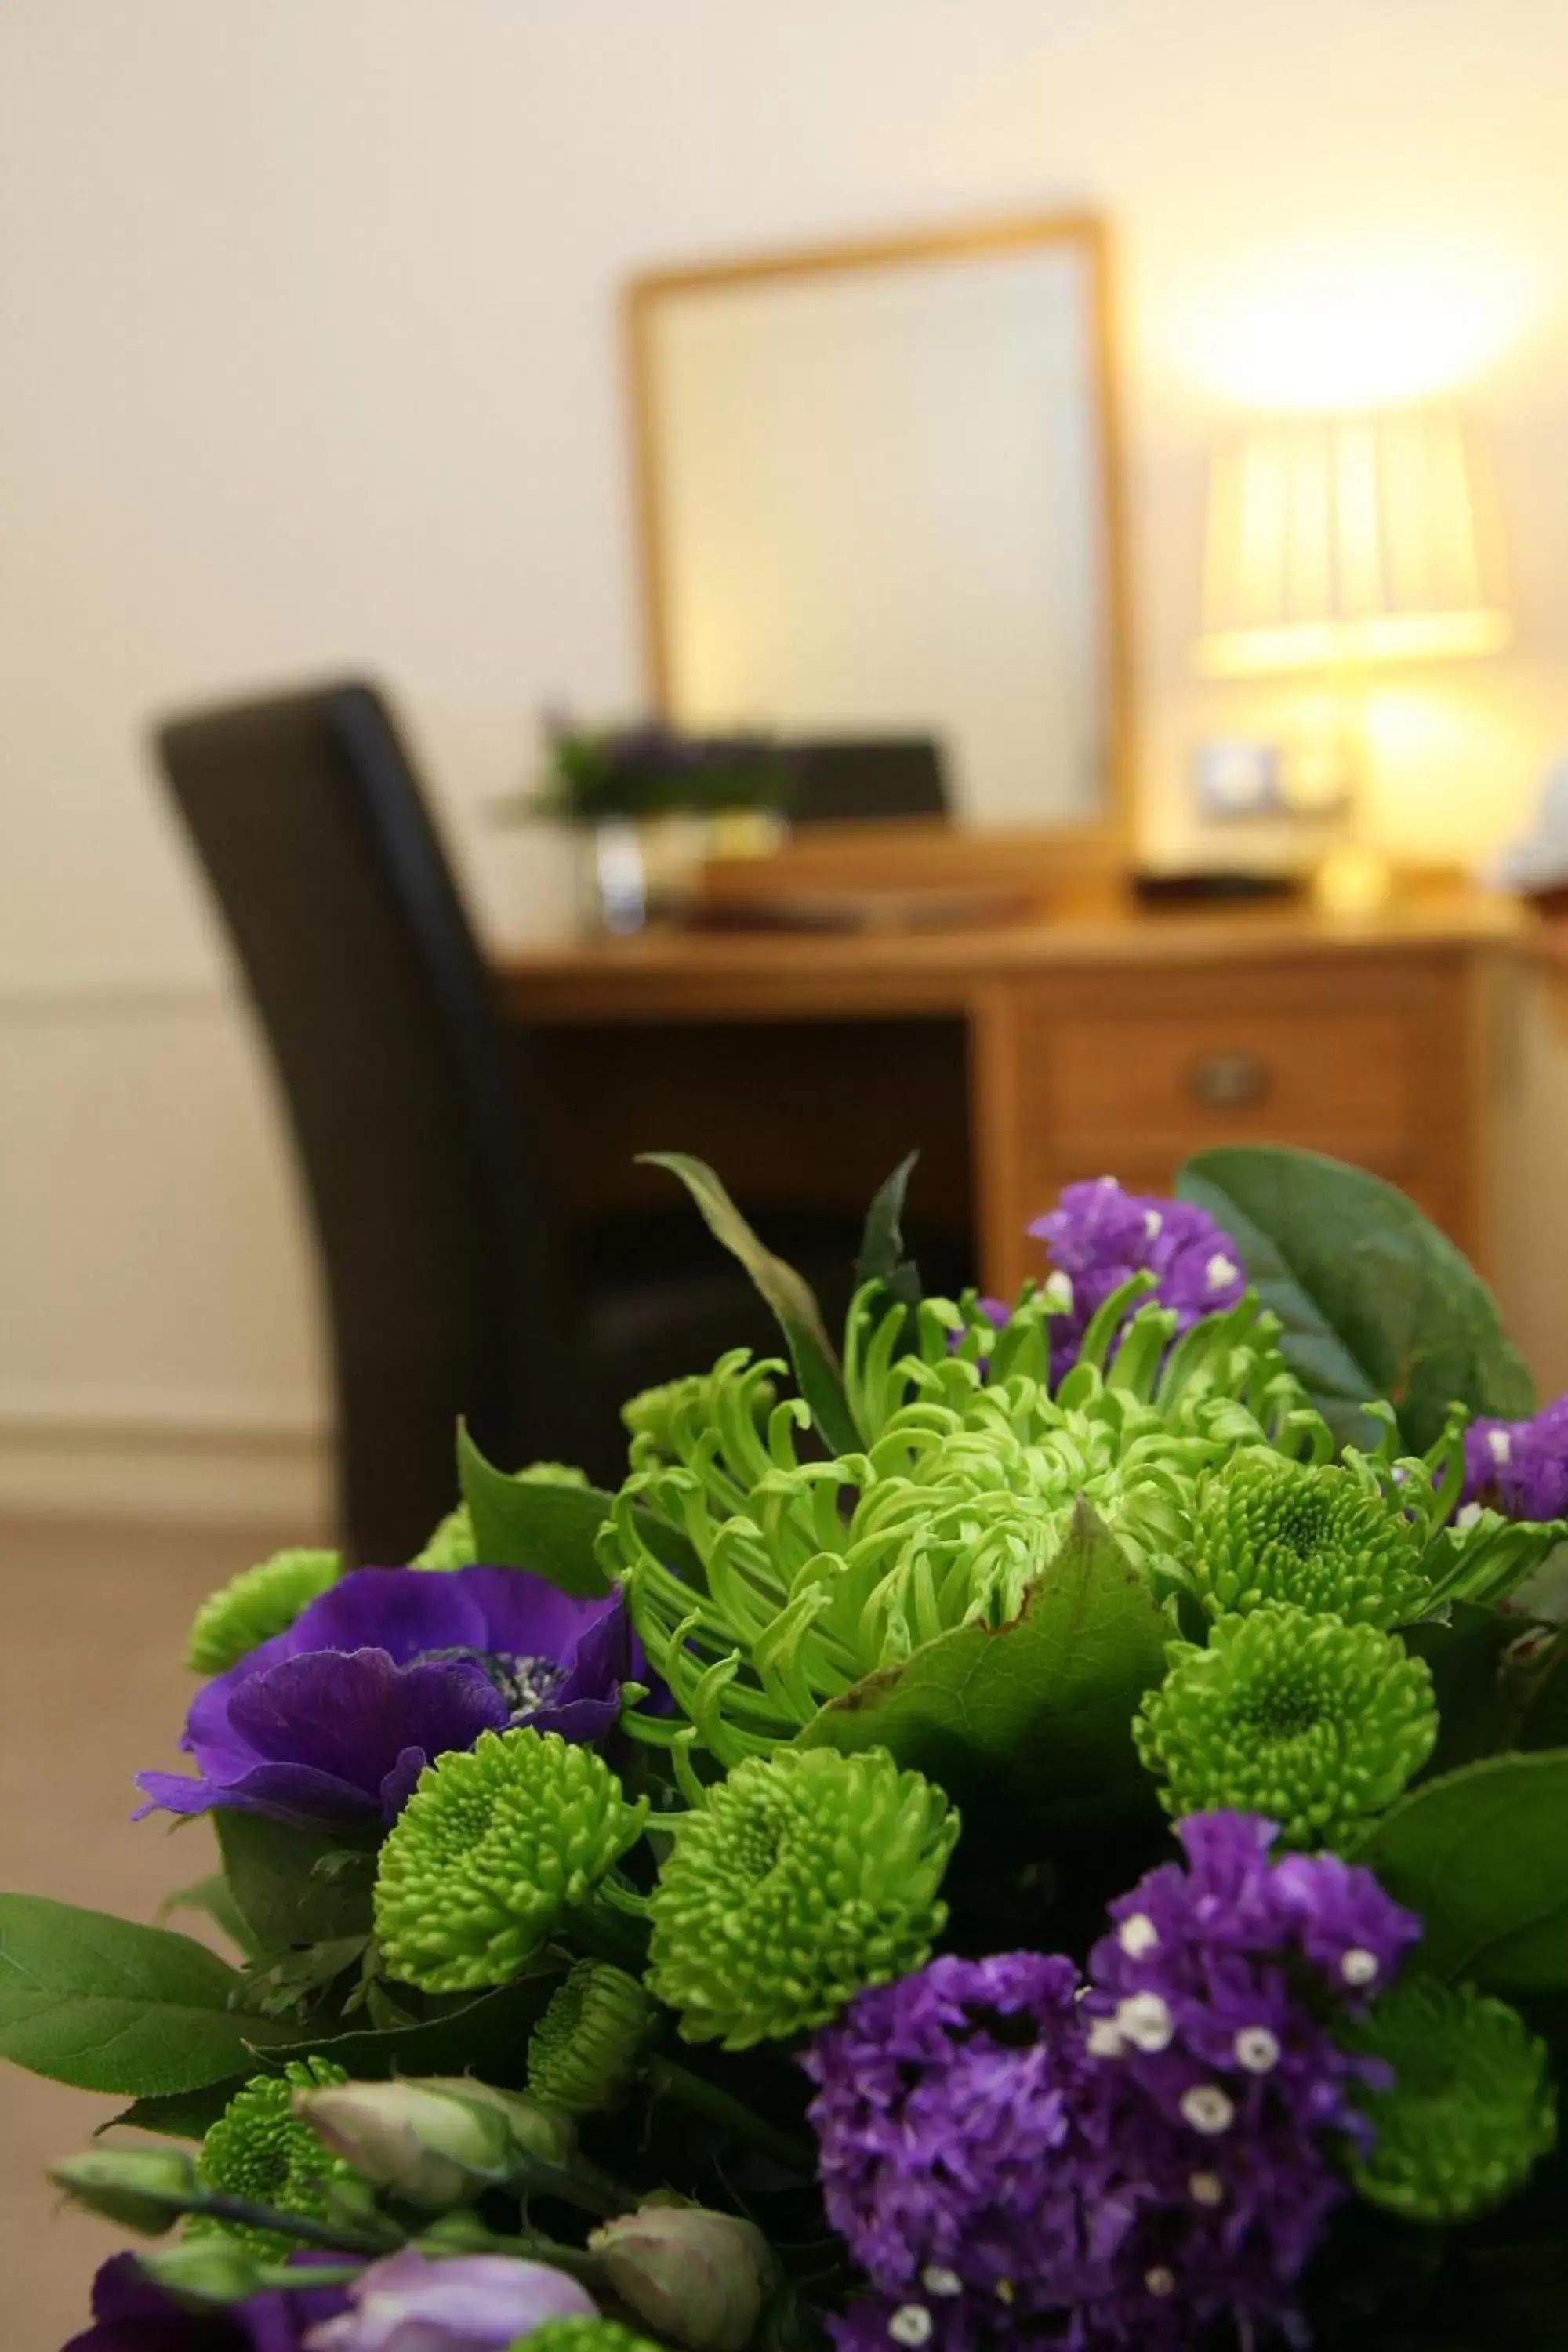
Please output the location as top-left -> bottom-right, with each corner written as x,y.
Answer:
303,2247 -> 595,2352
136,1566 -> 636,1831
1028,1178 -> 1246,1381
1461,1394 -> 1568,1521
64,2252 -> 349,2352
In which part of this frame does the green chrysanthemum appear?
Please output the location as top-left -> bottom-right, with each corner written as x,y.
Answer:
1134,1602 -> 1436,1849
608,1287 -> 1331,1766
510,2324 -> 664,2352
648,1745 -> 957,2049
189,2057 -> 350,2256
622,1366 -> 776,1466
527,1959 -> 655,2115
1184,1454 -> 1430,1629
184,1548 -> 342,1675
1346,1974 -> 1556,2220
412,1463 -> 590,1569
374,1728 -> 650,1993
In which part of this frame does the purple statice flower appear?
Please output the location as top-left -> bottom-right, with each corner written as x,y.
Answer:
1028,1178 -> 1246,1381
136,1566 -> 636,1831
804,1814 -> 1421,2352
65,2252 -> 349,2352
1461,1395 -> 1568,1521
303,2247 -> 595,2351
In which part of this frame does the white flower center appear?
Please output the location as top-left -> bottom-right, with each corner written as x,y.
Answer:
1188,2171 -> 1225,2207
1145,2267 -> 1177,2298
1117,1911 -> 1160,1958
1206,1252 -> 1240,1292
1233,2026 -> 1281,2074
1143,1208 -> 1163,1239
1180,2085 -> 1236,2135
1454,1501 -> 1483,1529
1487,1426 -> 1513,1465
1086,2018 -> 1127,2059
888,2308 -> 933,2347
1115,1991 -> 1174,2051
1340,1947 -> 1380,1987
921,2269 -> 962,2299
1044,1269 -> 1074,1312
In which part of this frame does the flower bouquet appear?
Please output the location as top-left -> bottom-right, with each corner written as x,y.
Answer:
14,1142 -> 1568,2352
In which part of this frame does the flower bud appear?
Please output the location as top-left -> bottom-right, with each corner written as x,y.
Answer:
589,2204 -> 775,2352
308,2246 -> 595,2350
528,1962 -> 654,2116
49,2144 -> 199,2236
137,2235 -> 273,2304
295,2077 -> 575,2209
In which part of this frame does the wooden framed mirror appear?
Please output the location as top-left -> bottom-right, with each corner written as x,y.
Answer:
623,213 -> 1133,856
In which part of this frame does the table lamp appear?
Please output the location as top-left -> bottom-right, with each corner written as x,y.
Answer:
1196,406 -> 1509,906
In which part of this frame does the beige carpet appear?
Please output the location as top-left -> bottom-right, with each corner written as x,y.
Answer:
0,1512 -> 308,2350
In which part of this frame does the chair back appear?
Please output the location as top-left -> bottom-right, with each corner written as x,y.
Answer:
784,738 -> 949,824
157,682 -> 567,1561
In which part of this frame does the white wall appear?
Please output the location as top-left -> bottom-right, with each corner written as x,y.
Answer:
5,0 -> 1568,1516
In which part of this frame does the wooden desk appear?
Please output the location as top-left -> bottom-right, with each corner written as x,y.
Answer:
496,886 -> 1523,1296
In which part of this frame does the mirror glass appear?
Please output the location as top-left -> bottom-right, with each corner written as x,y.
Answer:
628,220 -> 1127,835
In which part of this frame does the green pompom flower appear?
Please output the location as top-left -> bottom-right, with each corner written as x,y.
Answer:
1347,1974 -> 1557,2220
412,1463 -> 590,1570
510,2324 -> 665,2352
528,1959 -> 655,2115
374,1728 -> 650,1993
1134,1602 -> 1436,1849
184,1548 -> 342,1674
648,1745 -> 957,2049
190,2057 -> 350,2256
1184,1454 -> 1430,1629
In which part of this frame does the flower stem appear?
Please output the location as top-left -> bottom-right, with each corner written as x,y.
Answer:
198,2191 -> 397,2255
644,2055 -> 816,2176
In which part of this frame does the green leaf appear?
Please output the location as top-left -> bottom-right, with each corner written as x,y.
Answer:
639,1152 -> 860,1455
215,1813 -> 376,1955
1178,1145 -> 1534,1451
156,1873 -> 260,1961
270,1965 -> 562,2086
456,1425 -> 700,1593
0,1895 -> 300,2095
457,1425 -> 615,1595
797,1501 -> 1169,1852
1354,1751 -> 1568,1992
104,2082 -> 243,2140
855,1152 -> 921,1303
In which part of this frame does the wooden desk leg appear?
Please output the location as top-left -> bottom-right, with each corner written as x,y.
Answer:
968,981 -> 1029,1299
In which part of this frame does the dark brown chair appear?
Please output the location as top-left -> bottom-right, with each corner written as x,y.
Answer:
157,683 -> 919,1563
784,739 -> 949,825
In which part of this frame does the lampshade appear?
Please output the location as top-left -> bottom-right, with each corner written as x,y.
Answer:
1197,407 -> 1509,677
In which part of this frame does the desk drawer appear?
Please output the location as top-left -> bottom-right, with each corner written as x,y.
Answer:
1040,1003 -> 1417,1160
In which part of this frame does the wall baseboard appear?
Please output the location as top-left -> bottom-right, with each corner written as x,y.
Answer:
0,1398 -> 332,1529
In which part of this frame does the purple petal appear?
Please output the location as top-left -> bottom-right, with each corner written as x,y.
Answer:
133,1760 -> 381,1828
304,2247 -> 595,2350
449,1565 -> 614,1658
279,1569 -> 493,1667
225,1650 -> 506,1791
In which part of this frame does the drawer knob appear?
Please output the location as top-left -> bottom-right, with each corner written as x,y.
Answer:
1189,1048 -> 1271,1110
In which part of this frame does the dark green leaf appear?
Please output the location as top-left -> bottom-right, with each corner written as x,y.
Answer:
457,1425 -> 614,1595
797,1501 -> 1169,1853
0,1895 -> 299,2095
1404,1605 -> 1518,1777
1354,1751 -> 1568,1992
855,1152 -> 921,1304
456,1425 -> 699,1592
639,1152 -> 859,1455
1178,1145 -> 1533,1450
216,1813 -> 376,1954
268,1965 -> 563,2087
104,2082 -> 242,2140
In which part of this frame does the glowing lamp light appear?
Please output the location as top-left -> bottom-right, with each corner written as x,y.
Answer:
1197,408 -> 1509,681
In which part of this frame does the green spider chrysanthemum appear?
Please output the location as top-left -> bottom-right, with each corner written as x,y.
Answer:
1134,1602 -> 1436,1849
510,2324 -> 665,2352
607,1285 -> 1331,1766
189,2057 -> 351,2256
527,1958 -> 655,2115
412,1463 -> 590,1569
622,1366 -> 776,1466
1346,1974 -> 1557,2220
648,1745 -> 957,2049
1183,1453 -> 1431,1629
184,1549 -> 343,1674
374,1727 -> 650,1993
